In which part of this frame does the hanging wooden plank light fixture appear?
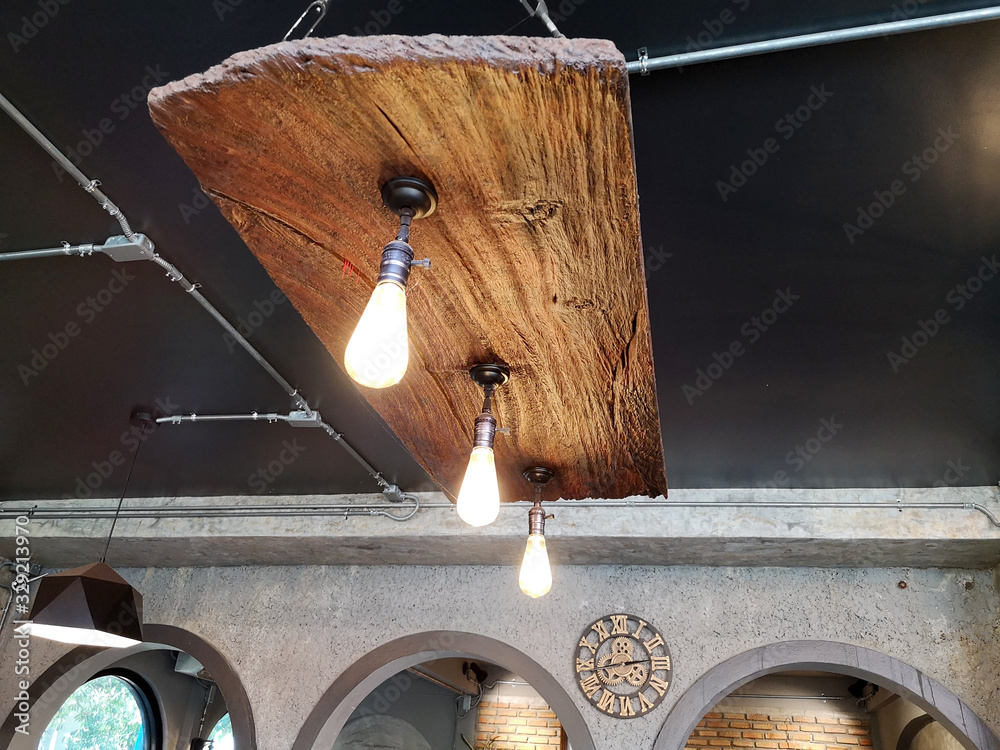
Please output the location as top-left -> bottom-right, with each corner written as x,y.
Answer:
148,35 -> 667,502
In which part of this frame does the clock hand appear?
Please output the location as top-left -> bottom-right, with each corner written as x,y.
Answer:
598,658 -> 650,668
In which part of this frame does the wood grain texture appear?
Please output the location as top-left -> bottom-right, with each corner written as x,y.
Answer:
148,35 -> 666,501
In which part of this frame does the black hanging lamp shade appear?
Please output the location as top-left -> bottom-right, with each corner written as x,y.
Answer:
16,562 -> 144,648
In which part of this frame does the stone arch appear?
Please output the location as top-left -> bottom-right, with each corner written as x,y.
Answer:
1,623 -> 256,750
897,714 -> 937,750
291,630 -> 595,750
652,641 -> 998,750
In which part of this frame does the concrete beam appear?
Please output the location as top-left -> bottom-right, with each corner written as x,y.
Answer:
2,487 -> 999,568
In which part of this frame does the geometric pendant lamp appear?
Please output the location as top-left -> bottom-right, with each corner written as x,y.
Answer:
15,562 -> 144,648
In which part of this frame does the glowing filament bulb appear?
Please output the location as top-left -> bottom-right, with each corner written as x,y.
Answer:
519,533 -> 552,598
456,446 -> 500,527
344,280 -> 408,388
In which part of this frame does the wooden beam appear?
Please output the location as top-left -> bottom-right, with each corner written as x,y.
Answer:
148,35 -> 666,501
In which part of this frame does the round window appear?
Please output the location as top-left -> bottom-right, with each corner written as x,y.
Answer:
38,675 -> 149,750
207,713 -> 233,750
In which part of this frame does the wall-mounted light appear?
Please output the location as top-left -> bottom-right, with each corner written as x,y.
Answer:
519,466 -> 554,598
456,364 -> 509,527
344,177 -> 436,389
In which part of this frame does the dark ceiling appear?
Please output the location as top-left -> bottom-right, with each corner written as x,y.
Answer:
0,0 -> 997,500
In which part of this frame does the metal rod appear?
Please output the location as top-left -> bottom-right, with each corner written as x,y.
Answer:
0,94 -> 396,495
157,413 -> 295,425
146,254 -> 313,415
156,411 -> 390,489
0,498 -> 994,527
626,6 -> 1000,74
728,694 -> 851,701
407,666 -> 472,695
0,244 -> 100,261
0,91 -> 136,239
0,496 -> 421,522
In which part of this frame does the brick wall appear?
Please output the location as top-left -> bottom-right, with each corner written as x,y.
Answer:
475,698 -> 566,749
686,711 -> 872,750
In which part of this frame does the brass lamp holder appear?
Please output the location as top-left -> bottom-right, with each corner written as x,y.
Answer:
524,466 -> 555,534
469,364 -> 509,450
376,176 -> 437,287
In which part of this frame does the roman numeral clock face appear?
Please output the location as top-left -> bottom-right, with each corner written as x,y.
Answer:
575,613 -> 672,719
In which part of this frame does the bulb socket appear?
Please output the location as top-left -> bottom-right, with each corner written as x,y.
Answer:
376,239 -> 414,288
528,500 -> 546,536
472,411 -> 497,449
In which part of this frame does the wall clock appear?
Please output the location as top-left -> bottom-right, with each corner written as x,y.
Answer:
574,613 -> 672,718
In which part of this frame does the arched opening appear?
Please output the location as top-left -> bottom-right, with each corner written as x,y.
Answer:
292,631 -> 594,750
1,623 -> 255,750
653,641 -> 998,750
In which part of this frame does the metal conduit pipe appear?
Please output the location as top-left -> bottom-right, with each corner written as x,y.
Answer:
1,498 -> 996,527
0,243 -> 102,261
627,6 -> 1000,74
1,497 -> 422,522
0,92 -> 136,239
729,694 -> 850,701
147,255 -> 314,418
0,94 -> 397,495
158,412 -> 298,426
156,412 -> 392,491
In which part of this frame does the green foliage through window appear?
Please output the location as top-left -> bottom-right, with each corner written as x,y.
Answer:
38,675 -> 146,750
207,713 -> 233,750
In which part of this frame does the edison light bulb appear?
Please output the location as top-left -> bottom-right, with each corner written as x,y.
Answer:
519,533 -> 552,598
456,446 -> 500,527
344,280 -> 408,388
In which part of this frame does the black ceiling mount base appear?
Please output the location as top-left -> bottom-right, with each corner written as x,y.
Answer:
523,466 -> 555,486
469,363 -> 510,388
381,176 -> 438,219
129,408 -> 158,431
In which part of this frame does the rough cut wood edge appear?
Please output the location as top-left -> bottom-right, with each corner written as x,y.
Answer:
148,35 -> 667,501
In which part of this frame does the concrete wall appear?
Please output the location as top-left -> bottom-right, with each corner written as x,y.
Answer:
2,564 -> 998,750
